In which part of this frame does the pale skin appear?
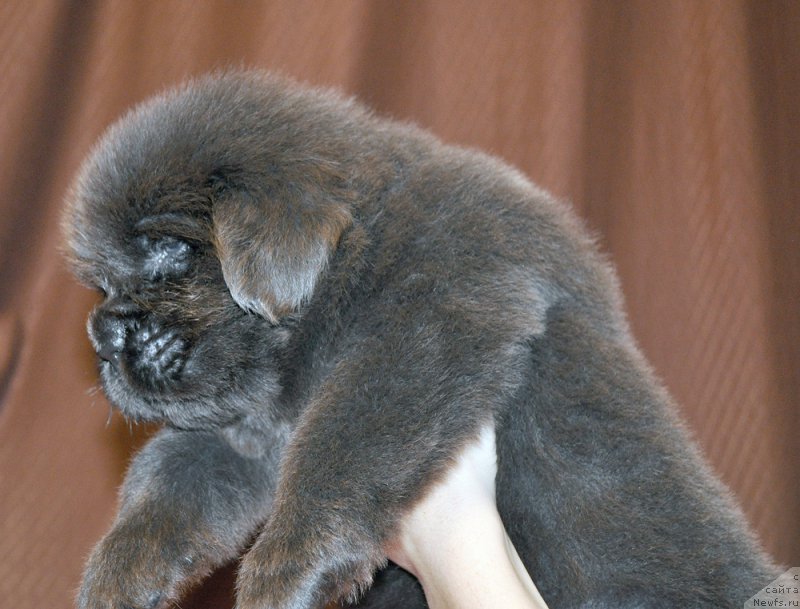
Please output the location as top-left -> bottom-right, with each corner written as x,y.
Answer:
385,425 -> 551,609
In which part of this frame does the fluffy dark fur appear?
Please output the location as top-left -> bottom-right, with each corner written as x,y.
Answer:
64,71 -> 778,609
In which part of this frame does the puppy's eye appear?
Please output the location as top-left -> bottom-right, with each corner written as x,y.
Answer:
137,235 -> 193,280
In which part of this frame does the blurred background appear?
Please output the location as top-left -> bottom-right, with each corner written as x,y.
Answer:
0,2 -> 797,608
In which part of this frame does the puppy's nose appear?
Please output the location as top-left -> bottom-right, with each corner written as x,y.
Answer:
96,338 -> 122,364
89,299 -> 138,365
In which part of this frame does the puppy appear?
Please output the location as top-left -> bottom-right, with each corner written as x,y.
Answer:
64,71 -> 778,609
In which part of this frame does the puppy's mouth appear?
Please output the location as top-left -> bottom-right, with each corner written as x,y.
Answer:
87,299 -> 279,430
91,310 -> 195,396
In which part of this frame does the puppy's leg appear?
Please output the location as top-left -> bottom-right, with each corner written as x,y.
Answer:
235,332 -> 522,609
78,427 -> 281,609
495,305 -> 778,607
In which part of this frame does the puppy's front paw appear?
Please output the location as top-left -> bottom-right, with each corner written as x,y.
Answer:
235,527 -> 383,609
77,512 -> 203,609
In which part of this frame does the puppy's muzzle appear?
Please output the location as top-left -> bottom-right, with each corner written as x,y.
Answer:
89,299 -> 189,386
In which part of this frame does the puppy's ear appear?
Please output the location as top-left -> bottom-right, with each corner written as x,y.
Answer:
212,167 -> 353,323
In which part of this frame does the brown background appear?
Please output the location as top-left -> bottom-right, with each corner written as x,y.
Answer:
0,2 -> 797,608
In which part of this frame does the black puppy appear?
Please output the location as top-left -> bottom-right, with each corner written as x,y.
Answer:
64,71 -> 777,609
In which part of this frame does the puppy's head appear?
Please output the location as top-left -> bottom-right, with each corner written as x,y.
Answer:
63,72 -> 360,429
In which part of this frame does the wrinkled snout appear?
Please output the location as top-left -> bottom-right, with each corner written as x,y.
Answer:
89,299 -> 190,387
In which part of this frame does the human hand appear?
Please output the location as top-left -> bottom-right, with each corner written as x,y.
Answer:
386,425 -> 550,609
